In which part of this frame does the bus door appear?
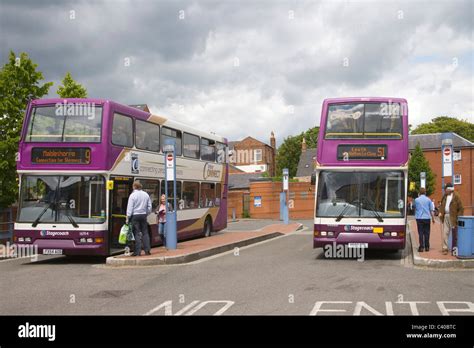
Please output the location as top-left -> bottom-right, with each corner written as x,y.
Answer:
109,176 -> 133,251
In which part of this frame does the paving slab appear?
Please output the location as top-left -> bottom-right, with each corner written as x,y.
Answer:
408,218 -> 474,269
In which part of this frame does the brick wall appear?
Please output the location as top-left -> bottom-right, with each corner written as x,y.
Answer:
423,148 -> 473,215
227,190 -> 248,218
248,181 -> 315,219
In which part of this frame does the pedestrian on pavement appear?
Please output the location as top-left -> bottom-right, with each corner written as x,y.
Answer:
156,194 -> 172,249
414,188 -> 435,252
439,183 -> 464,255
126,181 -> 152,256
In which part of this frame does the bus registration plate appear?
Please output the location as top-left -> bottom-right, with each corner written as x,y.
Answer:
43,249 -> 63,255
348,243 -> 368,248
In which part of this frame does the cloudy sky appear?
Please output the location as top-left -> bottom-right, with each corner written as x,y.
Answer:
1,0 -> 472,145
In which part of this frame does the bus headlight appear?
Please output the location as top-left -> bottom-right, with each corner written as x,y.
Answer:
327,231 -> 334,237
391,232 -> 398,237
18,237 -> 25,242
25,237 -> 32,242
95,238 -> 104,244
321,231 -> 327,236
383,232 -> 390,237
87,238 -> 93,243
80,238 -> 86,243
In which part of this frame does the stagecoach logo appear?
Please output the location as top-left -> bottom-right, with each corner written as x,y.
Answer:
203,163 -> 221,180
40,230 -> 69,237
347,225 -> 374,232
131,153 -> 139,174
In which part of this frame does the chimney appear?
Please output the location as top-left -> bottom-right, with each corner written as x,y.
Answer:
270,131 -> 276,177
301,137 -> 307,152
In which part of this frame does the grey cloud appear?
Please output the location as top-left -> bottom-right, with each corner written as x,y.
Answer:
0,0 -> 472,143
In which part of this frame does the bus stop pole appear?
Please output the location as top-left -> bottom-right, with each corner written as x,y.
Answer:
164,139 -> 177,250
283,168 -> 289,225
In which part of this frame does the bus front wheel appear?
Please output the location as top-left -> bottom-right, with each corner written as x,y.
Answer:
203,216 -> 213,237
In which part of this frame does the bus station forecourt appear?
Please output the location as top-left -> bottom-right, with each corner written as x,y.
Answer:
11,97 -> 472,269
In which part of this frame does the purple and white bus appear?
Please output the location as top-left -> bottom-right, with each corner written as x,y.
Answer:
314,97 -> 408,250
14,98 -> 228,256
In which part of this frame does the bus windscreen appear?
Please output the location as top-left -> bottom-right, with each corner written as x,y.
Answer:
325,102 -> 402,139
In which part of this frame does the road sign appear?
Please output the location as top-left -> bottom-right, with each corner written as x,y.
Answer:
166,152 -> 174,180
420,172 -> 426,189
283,168 -> 289,191
166,153 -> 173,167
443,145 -> 453,177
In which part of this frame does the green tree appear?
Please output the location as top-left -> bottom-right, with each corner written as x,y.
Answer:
411,116 -> 474,142
408,143 -> 436,198
57,72 -> 87,98
0,51 -> 53,208
276,126 -> 319,177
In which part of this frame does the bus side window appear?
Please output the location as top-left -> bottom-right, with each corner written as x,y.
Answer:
112,113 -> 133,147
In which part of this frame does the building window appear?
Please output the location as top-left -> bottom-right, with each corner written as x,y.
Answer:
254,149 -> 262,162
453,150 -> 462,161
454,174 -> 462,185
112,113 -> 133,147
135,120 -> 160,152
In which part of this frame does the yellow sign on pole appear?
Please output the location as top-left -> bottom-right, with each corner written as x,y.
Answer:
409,182 -> 415,191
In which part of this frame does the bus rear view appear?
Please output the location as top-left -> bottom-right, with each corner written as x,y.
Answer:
314,98 -> 408,251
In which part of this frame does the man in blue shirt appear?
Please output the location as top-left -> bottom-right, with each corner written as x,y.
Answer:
414,187 -> 435,252
126,181 -> 152,256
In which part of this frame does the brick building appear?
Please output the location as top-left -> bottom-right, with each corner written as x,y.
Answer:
409,133 -> 473,215
295,138 -> 317,182
228,132 -> 276,176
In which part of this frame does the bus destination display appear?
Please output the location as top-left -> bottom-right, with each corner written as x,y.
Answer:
337,145 -> 387,160
31,148 -> 91,164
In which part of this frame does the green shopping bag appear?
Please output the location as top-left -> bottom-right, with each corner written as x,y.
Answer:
119,224 -> 129,245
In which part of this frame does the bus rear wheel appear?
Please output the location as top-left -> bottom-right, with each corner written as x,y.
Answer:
203,216 -> 213,237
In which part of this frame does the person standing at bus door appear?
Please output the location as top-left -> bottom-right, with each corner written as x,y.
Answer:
439,183 -> 464,255
414,188 -> 435,252
126,181 -> 152,256
156,194 -> 171,249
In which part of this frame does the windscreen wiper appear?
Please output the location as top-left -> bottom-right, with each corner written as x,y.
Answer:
335,199 -> 359,222
62,211 -> 79,228
361,198 -> 384,222
32,202 -> 55,227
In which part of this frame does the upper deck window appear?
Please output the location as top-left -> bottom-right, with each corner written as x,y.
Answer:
161,127 -> 182,156
112,113 -> 133,148
201,138 -> 216,162
26,104 -> 103,142
325,102 -> 402,139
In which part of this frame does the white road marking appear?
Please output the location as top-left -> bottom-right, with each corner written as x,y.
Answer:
144,300 -> 234,316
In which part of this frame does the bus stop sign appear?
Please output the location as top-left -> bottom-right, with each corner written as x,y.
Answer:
166,153 -> 174,180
